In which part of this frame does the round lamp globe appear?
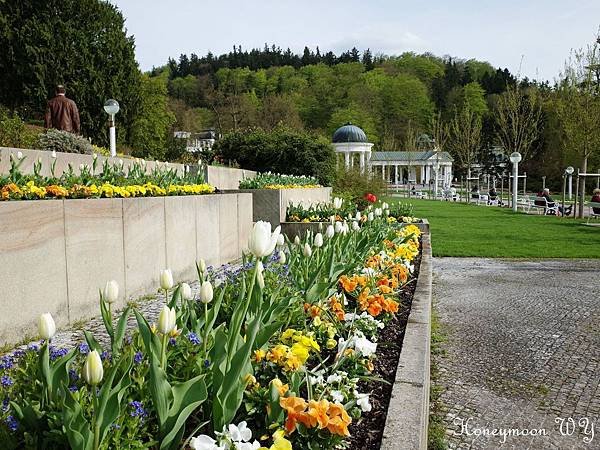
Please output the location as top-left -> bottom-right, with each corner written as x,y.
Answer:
103,99 -> 120,116
509,152 -> 522,164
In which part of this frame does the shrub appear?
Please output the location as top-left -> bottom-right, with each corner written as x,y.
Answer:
333,166 -> 386,209
37,129 -> 93,155
0,108 -> 40,149
213,126 -> 336,186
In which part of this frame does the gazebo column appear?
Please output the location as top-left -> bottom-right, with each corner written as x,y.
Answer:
381,164 -> 385,180
344,152 -> 350,169
359,152 -> 365,174
394,165 -> 398,185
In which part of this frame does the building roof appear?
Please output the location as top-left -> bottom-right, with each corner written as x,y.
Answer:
332,123 -> 368,143
370,150 -> 454,162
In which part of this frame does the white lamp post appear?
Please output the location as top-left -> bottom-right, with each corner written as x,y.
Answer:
509,152 -> 522,212
566,166 -> 574,200
103,99 -> 120,157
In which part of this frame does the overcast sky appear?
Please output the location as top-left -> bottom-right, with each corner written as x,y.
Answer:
111,0 -> 600,82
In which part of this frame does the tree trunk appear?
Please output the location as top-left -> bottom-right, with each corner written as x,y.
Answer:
578,156 -> 588,218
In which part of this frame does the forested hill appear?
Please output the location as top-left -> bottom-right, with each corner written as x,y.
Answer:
157,45 -> 530,151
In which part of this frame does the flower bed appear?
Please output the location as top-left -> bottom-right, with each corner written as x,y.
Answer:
0,215 -> 422,450
239,172 -> 320,190
0,153 -> 214,201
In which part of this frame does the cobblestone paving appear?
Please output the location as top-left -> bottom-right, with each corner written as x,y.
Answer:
433,258 -> 600,450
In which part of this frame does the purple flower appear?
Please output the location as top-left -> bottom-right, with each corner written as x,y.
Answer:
68,385 -> 79,393
12,350 -> 25,358
203,359 -> 211,368
27,343 -> 39,352
4,415 -> 18,432
187,332 -> 201,345
129,401 -> 147,419
168,337 -> 177,347
50,347 -> 68,361
78,343 -> 89,354
2,397 -> 9,412
0,356 -> 13,371
68,369 -> 79,381
134,352 -> 144,365
1,376 -> 13,388
100,351 -> 111,362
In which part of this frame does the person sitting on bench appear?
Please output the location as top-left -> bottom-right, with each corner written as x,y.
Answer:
488,187 -> 502,205
471,186 -> 480,199
591,188 -> 600,214
536,188 -> 571,216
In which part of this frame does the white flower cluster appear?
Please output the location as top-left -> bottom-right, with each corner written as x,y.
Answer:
190,421 -> 260,450
338,331 -> 377,357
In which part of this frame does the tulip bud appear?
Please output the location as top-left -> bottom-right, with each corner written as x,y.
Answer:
83,350 -> 103,386
368,212 -> 374,221
334,221 -> 342,234
160,269 -> 174,290
256,260 -> 265,289
325,225 -> 335,239
198,258 -> 206,274
278,250 -> 286,264
51,150 -> 57,158
333,197 -> 343,209
38,313 -> 56,340
277,234 -> 285,247
341,222 -> 349,235
375,208 -> 382,217
199,281 -> 213,304
355,211 -> 361,221
79,163 -> 85,171
17,151 -> 23,160
352,221 -> 360,231
303,243 -> 312,258
157,305 -> 176,334
181,282 -> 193,301
294,236 -> 300,245
103,280 -> 119,304
93,153 -> 98,159
248,221 -> 280,258
314,233 -> 323,248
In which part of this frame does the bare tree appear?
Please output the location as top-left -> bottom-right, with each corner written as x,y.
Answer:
494,83 -> 543,162
449,107 -> 482,196
403,120 -> 419,192
557,35 -> 600,217
430,111 -> 450,153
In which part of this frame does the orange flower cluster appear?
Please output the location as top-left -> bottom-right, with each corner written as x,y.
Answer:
357,287 -> 398,316
329,295 -> 345,320
45,185 -> 69,198
303,303 -> 321,318
280,396 -> 352,437
0,183 -> 20,200
339,274 -> 366,293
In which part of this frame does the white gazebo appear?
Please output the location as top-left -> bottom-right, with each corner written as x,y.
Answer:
332,123 -> 374,173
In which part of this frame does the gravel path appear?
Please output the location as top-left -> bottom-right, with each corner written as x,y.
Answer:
433,258 -> 600,450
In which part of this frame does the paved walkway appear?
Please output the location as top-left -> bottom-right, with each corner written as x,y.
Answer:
433,258 -> 600,450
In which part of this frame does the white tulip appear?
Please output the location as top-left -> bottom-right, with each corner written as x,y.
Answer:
355,211 -> 361,221
314,233 -> 323,248
341,222 -> 349,235
329,215 -> 335,224
325,225 -> 335,239
375,208 -> 383,217
368,212 -> 374,221
382,202 -> 389,210
334,221 -> 342,234
160,269 -> 174,290
352,221 -> 360,231
294,235 -> 300,245
181,282 -> 193,301
16,151 -> 23,160
51,150 -> 57,158
93,153 -> 98,159
103,280 -> 119,304
157,305 -> 176,334
199,281 -> 213,304
333,197 -> 343,209
303,243 -> 312,258
38,313 -> 56,340
278,250 -> 286,264
83,350 -> 104,386
79,163 -> 85,171
277,234 -> 285,248
248,221 -> 280,258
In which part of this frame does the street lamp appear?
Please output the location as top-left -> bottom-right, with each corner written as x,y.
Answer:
509,152 -> 522,212
103,99 -> 120,157
565,166 -> 574,200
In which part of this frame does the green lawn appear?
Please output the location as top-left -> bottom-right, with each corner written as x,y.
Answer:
387,198 -> 600,258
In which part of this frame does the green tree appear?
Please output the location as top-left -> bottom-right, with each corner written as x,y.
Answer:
0,0 -> 141,146
129,74 -> 176,159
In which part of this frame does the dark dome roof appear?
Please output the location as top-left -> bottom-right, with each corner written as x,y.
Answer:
332,123 -> 368,143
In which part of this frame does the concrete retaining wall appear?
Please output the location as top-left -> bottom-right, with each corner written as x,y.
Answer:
204,165 -> 256,190
381,232 -> 432,450
0,193 -> 252,345
238,187 -> 332,226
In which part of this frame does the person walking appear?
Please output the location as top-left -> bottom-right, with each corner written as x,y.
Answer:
44,85 -> 80,133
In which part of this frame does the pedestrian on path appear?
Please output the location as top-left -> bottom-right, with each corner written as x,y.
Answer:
44,84 -> 80,133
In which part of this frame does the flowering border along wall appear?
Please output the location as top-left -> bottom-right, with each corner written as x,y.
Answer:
0,202 -> 421,450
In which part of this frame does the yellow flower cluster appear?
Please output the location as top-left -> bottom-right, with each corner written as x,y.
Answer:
264,184 -> 321,190
0,181 -> 215,201
264,329 -> 320,371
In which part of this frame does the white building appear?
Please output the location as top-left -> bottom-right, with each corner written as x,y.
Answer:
332,124 -> 453,186
174,130 -> 218,153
